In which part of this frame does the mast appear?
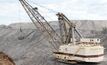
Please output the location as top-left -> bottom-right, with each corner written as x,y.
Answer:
57,13 -> 82,45
72,27 -> 75,45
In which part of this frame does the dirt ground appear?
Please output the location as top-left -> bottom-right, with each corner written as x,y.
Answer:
0,21 -> 107,65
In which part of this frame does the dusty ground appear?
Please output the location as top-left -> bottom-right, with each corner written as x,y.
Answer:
0,20 -> 107,65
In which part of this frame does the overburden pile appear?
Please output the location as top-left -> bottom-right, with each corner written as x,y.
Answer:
0,21 -> 107,65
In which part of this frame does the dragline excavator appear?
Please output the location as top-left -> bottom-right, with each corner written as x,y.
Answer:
54,13 -> 104,63
19,0 -> 104,64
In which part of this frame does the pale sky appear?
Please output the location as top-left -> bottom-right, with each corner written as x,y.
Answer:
0,0 -> 107,25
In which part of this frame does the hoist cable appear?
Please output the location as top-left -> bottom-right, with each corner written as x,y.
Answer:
29,0 -> 58,13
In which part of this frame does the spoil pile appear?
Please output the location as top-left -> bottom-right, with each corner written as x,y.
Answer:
0,20 -> 107,65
